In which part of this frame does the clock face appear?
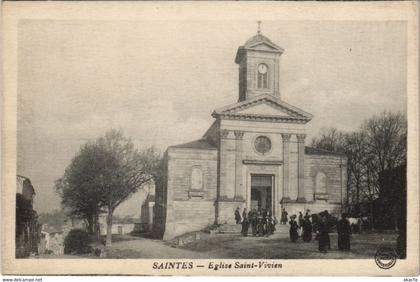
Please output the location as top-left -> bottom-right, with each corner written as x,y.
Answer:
258,64 -> 268,74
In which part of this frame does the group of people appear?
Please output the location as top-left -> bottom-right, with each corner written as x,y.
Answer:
235,207 -> 277,237
235,207 -> 353,253
288,210 -> 313,243
287,209 -> 352,253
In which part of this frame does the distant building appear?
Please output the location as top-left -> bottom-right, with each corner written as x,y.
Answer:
39,224 -> 67,255
17,175 -> 36,203
16,175 -> 39,257
141,194 -> 155,231
154,30 -> 348,240
99,180 -> 155,235
98,215 -> 139,235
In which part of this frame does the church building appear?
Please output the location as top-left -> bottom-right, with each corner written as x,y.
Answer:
154,29 -> 347,240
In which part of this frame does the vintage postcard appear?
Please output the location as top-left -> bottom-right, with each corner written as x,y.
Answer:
1,1 -> 419,276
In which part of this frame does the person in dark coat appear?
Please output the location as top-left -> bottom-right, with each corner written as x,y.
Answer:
249,209 -> 257,236
289,215 -> 299,243
242,208 -> 247,222
235,207 -> 241,224
241,209 -> 249,237
318,212 -> 330,253
324,210 -> 331,250
302,216 -> 313,242
337,213 -> 351,251
256,210 -> 264,236
281,208 -> 288,225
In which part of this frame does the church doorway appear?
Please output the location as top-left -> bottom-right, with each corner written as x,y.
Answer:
250,174 -> 273,212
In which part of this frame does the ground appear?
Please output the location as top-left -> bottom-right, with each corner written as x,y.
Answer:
36,226 -> 399,259
99,229 -> 398,259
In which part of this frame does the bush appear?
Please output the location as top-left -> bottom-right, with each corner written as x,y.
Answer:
64,229 -> 92,255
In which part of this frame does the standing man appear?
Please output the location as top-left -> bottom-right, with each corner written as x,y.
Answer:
235,207 -> 242,224
281,208 -> 288,225
337,213 -> 351,251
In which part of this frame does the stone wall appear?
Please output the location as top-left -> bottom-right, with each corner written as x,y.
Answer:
281,153 -> 348,217
161,148 -> 218,240
217,120 -> 307,223
305,154 -> 347,204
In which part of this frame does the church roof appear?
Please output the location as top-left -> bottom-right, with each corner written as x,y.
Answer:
212,94 -> 313,124
244,33 -> 282,50
235,33 -> 284,63
305,146 -> 346,157
169,138 -> 217,150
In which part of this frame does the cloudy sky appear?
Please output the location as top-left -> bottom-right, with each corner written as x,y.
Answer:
17,20 -> 406,213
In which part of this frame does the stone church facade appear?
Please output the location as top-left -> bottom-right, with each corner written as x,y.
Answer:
154,31 -> 347,240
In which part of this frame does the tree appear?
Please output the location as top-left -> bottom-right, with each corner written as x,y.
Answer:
362,111 -> 407,181
311,111 -> 407,217
95,130 -> 161,246
55,143 -> 108,235
56,129 -> 161,246
310,127 -> 346,153
342,131 -> 370,213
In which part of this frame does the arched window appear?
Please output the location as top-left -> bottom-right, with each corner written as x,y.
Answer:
257,63 -> 268,89
315,172 -> 327,194
191,167 -> 203,190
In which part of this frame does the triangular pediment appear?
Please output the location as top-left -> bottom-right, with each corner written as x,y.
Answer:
236,103 -> 291,116
212,94 -> 313,124
248,42 -> 282,52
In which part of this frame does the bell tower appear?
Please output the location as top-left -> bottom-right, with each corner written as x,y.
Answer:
235,22 -> 284,102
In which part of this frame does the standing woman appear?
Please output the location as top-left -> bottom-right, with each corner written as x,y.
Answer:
337,213 -> 351,251
289,215 -> 299,243
302,216 -> 313,242
281,208 -> 288,225
249,209 -> 257,236
241,209 -> 249,237
256,210 -> 264,237
318,212 -> 330,253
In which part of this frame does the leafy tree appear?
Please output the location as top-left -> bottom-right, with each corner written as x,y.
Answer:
55,143 -> 107,235
56,129 -> 161,246
95,130 -> 160,246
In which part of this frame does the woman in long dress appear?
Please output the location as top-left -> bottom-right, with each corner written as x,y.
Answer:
289,215 -> 299,243
302,217 -> 313,242
318,212 -> 330,253
337,213 -> 351,251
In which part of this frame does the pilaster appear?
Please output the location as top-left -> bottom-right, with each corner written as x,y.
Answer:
281,133 -> 291,201
296,133 -> 306,202
234,130 -> 244,200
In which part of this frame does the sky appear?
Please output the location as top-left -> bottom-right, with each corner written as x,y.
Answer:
17,20 -> 407,213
